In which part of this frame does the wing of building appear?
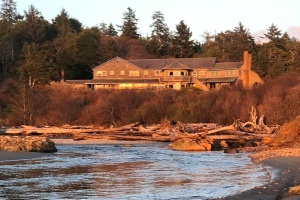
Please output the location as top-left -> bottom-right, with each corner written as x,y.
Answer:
64,51 -> 264,91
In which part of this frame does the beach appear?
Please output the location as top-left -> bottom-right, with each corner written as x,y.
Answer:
0,151 -> 50,161
1,139 -> 300,199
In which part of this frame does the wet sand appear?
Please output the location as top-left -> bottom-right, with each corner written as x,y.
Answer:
0,152 -> 50,161
217,156 -> 300,200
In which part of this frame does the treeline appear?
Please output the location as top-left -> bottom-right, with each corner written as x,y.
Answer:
1,0 -> 300,86
1,72 -> 300,126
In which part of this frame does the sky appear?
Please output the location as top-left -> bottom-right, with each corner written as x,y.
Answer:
16,0 -> 300,43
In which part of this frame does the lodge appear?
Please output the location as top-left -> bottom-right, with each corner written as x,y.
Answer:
65,51 -> 264,91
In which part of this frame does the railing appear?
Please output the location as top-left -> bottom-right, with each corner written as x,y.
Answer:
160,76 -> 191,82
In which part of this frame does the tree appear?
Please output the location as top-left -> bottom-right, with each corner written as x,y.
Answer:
0,0 -> 19,23
255,24 -> 295,78
263,23 -> 282,42
146,11 -> 170,57
119,7 -> 140,39
170,20 -> 194,58
19,43 -> 55,88
107,23 -> 118,36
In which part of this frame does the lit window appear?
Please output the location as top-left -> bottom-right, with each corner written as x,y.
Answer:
192,71 -> 197,77
155,70 -> 160,76
210,71 -> 219,76
144,70 -> 148,75
110,71 -> 114,75
97,71 -> 107,76
120,71 -> 125,75
129,71 -> 139,76
199,71 -> 205,76
225,70 -> 234,76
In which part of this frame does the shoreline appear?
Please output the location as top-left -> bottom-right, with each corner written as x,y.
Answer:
1,139 -> 300,199
222,156 -> 300,200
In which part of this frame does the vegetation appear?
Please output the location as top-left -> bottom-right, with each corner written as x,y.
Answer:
0,0 -> 300,126
1,72 -> 300,126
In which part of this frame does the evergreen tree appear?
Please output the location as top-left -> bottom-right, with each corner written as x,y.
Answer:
19,43 -> 54,88
107,23 -> 118,36
256,25 -> 292,77
264,23 -> 282,42
146,11 -> 170,57
170,20 -> 194,58
0,0 -> 19,23
119,7 -> 140,39
52,9 -> 73,37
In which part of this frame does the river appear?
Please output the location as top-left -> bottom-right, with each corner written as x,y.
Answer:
0,142 -> 270,199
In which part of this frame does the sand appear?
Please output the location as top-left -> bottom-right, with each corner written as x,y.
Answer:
0,152 -> 50,161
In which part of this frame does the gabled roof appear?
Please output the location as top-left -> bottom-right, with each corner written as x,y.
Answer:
128,57 -> 217,69
162,62 -> 192,70
92,57 -> 141,71
213,62 -> 242,70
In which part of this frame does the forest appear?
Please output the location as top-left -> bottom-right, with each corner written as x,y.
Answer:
0,0 -> 300,127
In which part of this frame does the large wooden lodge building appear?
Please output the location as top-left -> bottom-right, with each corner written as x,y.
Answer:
65,51 -> 263,91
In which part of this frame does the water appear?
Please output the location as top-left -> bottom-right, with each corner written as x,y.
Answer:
0,142 -> 270,199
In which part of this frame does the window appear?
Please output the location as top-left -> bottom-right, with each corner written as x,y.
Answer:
129,71 -> 139,76
192,71 -> 197,77
120,71 -> 125,75
144,70 -> 148,75
97,71 -> 107,76
225,70 -> 234,76
199,71 -> 205,76
181,72 -> 184,76
169,72 -> 173,76
155,70 -> 160,76
210,71 -> 219,76
110,71 -> 114,75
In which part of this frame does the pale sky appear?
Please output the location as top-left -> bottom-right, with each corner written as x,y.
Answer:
16,0 -> 300,42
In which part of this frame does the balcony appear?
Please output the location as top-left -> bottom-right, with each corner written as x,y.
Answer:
160,76 -> 191,82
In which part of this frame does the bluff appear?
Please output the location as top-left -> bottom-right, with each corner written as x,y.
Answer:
0,135 -> 57,152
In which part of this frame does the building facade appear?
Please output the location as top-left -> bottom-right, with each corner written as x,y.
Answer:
66,51 -> 264,91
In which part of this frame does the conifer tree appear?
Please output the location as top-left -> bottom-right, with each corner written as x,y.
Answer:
170,20 -> 194,58
119,7 -> 140,39
146,11 -> 170,57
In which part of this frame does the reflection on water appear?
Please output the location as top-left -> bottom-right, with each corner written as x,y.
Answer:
0,143 -> 269,199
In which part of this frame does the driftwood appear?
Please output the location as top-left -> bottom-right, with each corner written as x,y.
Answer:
0,106 -> 277,152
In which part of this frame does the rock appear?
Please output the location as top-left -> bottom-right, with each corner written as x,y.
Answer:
0,135 -> 57,153
261,137 -> 271,145
224,148 -> 240,154
289,185 -> 300,195
169,138 -> 211,151
244,141 -> 259,147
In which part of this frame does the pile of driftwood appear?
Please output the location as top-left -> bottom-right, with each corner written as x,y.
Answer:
0,107 -> 279,151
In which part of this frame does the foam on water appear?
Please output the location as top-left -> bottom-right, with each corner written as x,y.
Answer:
0,143 -> 270,199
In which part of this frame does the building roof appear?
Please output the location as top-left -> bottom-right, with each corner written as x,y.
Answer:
213,62 -> 242,70
204,77 -> 238,83
162,62 -> 192,70
85,78 -> 160,84
128,57 -> 217,69
65,80 -> 90,84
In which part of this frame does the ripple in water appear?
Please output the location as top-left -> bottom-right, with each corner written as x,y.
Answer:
0,143 -> 270,199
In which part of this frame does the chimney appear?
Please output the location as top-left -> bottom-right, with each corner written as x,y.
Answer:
242,51 -> 251,88
61,69 -> 65,82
